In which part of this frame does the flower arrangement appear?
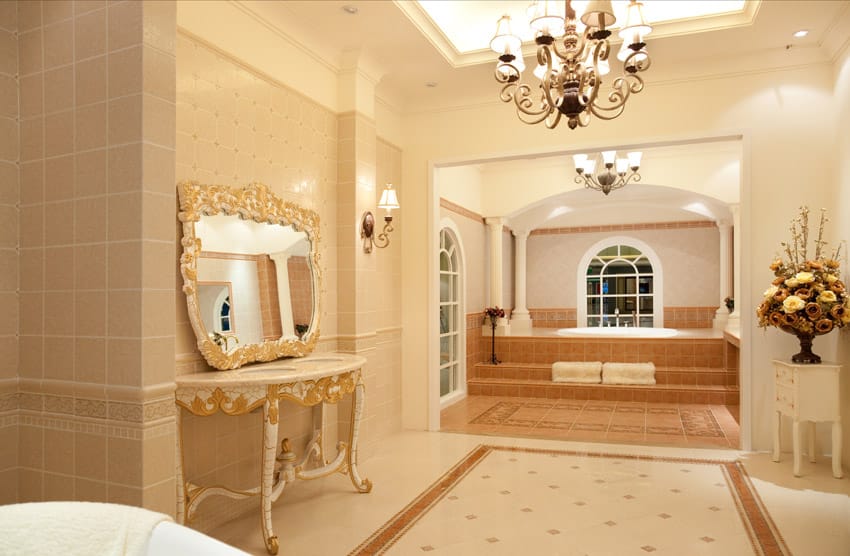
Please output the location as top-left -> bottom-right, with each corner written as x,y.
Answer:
484,306 -> 505,365
484,306 -> 506,321
756,206 -> 849,363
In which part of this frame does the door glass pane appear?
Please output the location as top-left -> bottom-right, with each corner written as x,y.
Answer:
440,274 -> 450,302
440,366 -> 450,396
440,336 -> 450,364
440,251 -> 450,271
439,305 -> 450,333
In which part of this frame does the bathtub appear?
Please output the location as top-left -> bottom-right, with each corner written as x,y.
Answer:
557,326 -> 678,338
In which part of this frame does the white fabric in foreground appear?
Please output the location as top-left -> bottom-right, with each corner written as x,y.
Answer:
552,361 -> 603,383
147,521 -> 249,555
602,362 -> 656,384
0,502 -> 171,556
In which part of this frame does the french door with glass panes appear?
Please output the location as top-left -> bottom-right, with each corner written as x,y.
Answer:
439,228 -> 464,400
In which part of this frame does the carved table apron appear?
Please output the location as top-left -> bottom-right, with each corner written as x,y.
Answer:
174,354 -> 372,554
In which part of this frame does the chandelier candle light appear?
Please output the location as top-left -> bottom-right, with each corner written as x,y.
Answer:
491,0 -> 652,130
573,150 -> 642,195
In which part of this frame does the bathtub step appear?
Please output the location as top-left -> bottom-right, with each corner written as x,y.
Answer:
472,363 -> 737,387
467,377 -> 739,405
469,363 -> 739,405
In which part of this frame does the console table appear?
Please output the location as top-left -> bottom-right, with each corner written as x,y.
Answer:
174,354 -> 372,554
771,360 -> 843,478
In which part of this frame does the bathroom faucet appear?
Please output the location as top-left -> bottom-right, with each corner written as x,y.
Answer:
614,308 -> 620,327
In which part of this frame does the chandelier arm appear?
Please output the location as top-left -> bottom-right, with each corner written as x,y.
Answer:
544,110 -> 563,129
587,74 -> 646,121
510,83 -> 553,125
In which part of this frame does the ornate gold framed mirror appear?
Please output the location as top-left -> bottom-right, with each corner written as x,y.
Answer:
178,181 -> 321,370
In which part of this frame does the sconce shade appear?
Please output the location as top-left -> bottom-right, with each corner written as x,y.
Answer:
378,184 -> 400,211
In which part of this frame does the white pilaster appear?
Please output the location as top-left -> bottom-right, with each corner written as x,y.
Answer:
485,217 -> 509,334
714,219 -> 732,330
726,204 -> 741,332
511,229 -> 532,334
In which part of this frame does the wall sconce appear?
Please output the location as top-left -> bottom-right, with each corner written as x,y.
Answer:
361,184 -> 400,253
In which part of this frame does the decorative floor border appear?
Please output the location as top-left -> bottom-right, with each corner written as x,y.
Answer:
349,444 -> 790,556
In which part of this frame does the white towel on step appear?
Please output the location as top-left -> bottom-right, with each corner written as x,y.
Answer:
602,362 -> 656,385
552,361 -> 603,383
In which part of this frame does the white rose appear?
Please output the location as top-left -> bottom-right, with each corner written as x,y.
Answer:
763,285 -> 779,299
782,295 -> 806,313
825,274 -> 838,285
818,290 -> 837,303
784,278 -> 800,288
795,272 -> 815,284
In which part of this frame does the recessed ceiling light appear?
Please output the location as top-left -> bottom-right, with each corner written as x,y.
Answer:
793,29 -> 809,38
425,81 -> 438,88
342,5 -> 358,15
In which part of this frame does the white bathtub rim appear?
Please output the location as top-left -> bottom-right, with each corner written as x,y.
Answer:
556,327 -> 679,338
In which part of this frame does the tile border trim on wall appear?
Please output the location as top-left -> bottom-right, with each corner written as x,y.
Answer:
531,220 -> 716,236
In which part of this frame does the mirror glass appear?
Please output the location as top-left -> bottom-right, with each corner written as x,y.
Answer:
178,182 -> 321,370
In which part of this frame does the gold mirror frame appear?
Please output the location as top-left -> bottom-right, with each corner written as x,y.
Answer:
178,181 -> 321,370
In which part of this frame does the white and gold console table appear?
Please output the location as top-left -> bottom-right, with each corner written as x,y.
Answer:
174,354 -> 372,554
771,359 -> 843,479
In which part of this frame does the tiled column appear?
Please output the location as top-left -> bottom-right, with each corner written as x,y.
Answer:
714,219 -> 731,330
336,54 -> 381,458
13,0 -> 176,513
0,0 -> 20,506
511,229 -> 532,334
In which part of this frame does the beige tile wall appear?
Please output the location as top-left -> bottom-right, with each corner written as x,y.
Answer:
173,33 -> 404,530
8,0 -> 177,513
174,33 -> 387,531
0,0 -> 19,506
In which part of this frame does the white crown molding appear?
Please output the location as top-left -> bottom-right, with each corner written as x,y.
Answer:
398,0 -> 762,69
820,2 -> 850,62
228,0 -> 341,74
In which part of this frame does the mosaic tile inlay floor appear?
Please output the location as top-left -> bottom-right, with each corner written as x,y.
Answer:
443,396 -> 740,449
350,445 -> 789,556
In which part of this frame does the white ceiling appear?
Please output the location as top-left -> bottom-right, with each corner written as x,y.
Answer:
223,0 -> 848,227
239,0 -> 849,113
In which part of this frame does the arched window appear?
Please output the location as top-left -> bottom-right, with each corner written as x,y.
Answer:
439,227 -> 463,400
577,237 -> 662,328
219,295 -> 232,332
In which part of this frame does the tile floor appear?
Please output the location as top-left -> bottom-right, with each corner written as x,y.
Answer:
211,431 -> 850,556
441,396 -> 741,449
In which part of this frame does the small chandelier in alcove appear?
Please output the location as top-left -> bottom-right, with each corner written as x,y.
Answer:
491,0 -> 652,130
573,150 -> 642,195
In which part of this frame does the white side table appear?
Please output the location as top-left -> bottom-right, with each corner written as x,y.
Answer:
771,360 -> 843,478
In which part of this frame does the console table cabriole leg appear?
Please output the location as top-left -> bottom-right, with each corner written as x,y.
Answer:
261,396 -> 280,555
347,375 -> 372,493
175,407 -> 187,524
833,421 -> 843,479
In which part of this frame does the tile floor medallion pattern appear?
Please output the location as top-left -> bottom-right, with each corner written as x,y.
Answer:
443,396 -> 740,449
349,445 -> 790,556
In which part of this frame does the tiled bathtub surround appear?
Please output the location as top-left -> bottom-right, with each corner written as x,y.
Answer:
471,335 -> 728,368
4,0 -> 178,511
529,307 -> 720,329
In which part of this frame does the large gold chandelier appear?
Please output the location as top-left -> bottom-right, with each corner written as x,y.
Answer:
491,0 -> 652,130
